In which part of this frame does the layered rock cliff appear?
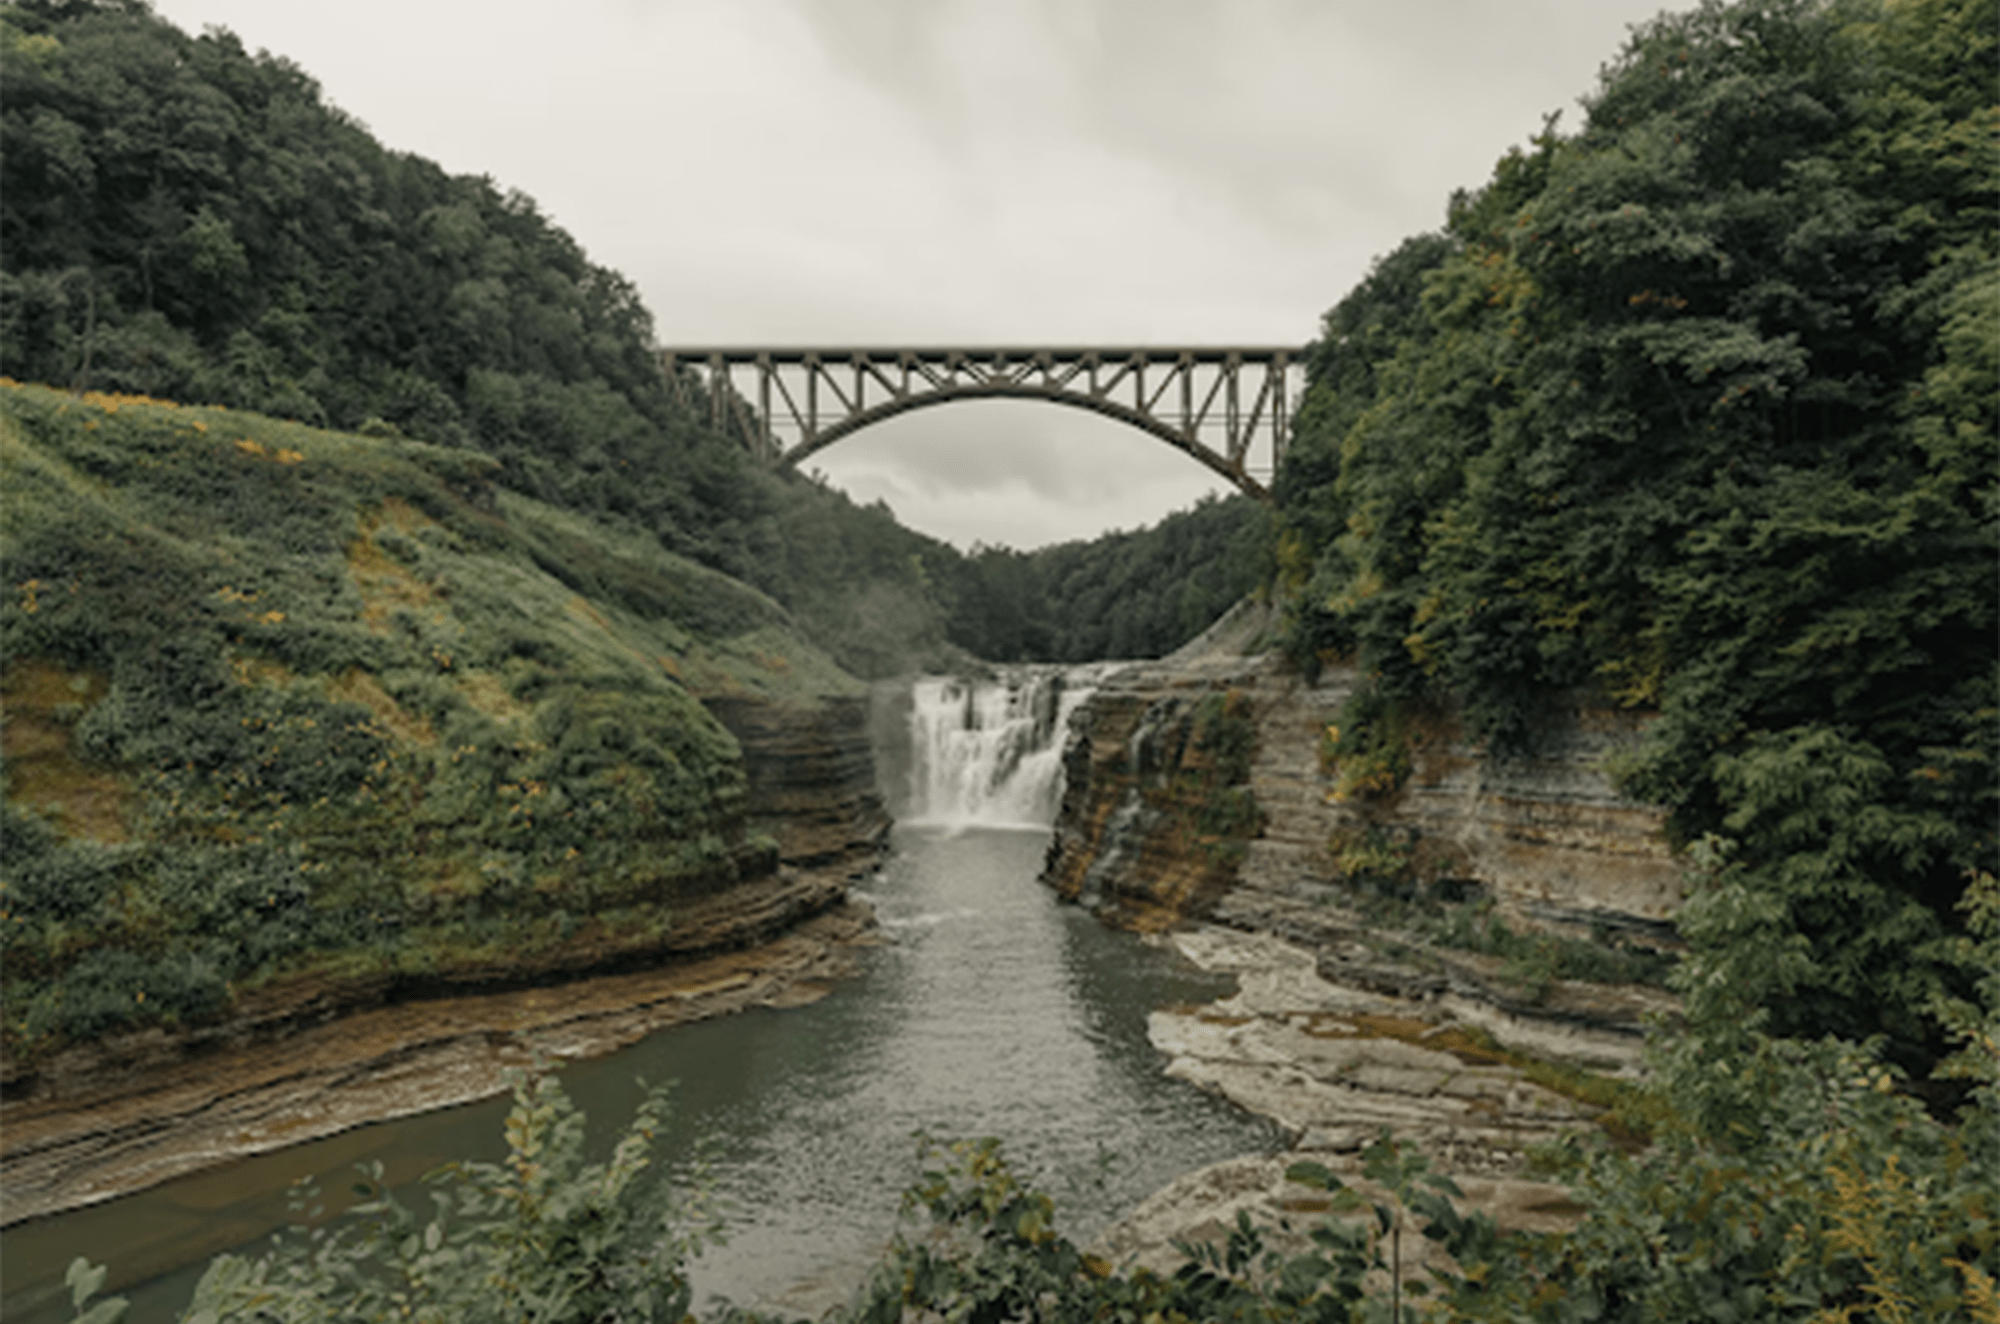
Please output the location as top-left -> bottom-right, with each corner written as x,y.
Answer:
1044,601 -> 1684,949
1049,603 -> 1689,1273
1043,599 -> 1685,1078
704,693 -> 890,869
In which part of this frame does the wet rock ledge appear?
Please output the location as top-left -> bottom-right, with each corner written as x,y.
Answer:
1090,918 -> 1672,1280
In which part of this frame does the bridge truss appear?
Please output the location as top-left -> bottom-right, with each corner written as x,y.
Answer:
662,346 -> 1301,500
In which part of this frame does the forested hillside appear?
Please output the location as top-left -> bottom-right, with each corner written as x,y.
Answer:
0,0 -> 1255,678
0,380 -> 877,1056
0,0 -> 1262,1062
0,0 -> 969,678
1275,0 -> 1994,1071
942,494 -> 1269,662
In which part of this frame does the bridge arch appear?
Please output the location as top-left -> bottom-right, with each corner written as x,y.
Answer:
662,347 -> 1300,501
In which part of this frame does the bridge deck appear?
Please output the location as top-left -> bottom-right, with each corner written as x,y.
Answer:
664,346 -> 1299,363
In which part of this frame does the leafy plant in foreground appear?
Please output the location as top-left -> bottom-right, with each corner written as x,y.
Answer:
161,1063 -> 723,1324
62,997 -> 2000,1322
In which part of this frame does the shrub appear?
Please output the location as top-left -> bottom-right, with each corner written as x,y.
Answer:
160,1062 -> 726,1324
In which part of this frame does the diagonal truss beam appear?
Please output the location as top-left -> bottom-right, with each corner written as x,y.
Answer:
661,347 -> 1301,501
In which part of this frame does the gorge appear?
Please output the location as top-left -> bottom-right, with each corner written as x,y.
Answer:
3,637 -> 1688,1321
3,0 -> 1990,1313
5,664 -> 1267,1320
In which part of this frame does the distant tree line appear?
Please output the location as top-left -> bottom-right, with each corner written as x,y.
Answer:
937,494 -> 1269,663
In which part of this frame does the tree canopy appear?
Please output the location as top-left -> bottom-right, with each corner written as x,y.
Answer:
939,494 -> 1270,663
1274,0 -> 1997,1064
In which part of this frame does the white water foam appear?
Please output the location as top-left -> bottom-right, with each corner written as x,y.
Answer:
899,664 -> 1118,830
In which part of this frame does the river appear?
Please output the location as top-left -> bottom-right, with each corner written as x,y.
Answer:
5,668 -> 1279,1320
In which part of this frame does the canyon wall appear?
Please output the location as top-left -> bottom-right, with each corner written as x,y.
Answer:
1044,603 -> 1684,945
8,690 -> 887,1105
704,693 -> 891,870
1046,605 -> 1692,1273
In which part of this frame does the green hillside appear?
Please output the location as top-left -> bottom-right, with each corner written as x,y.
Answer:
0,0 -> 1280,1065
0,0 -> 972,678
1,380 -> 855,1058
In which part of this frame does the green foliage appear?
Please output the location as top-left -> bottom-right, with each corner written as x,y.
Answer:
837,1132 -> 1445,1323
1478,1036 -> 2000,1323
1322,686 -> 1416,805
1329,823 -> 1418,892
0,382 -> 873,1055
940,494 -> 1272,663
19,2 -> 1997,1313
67,990 -> 1999,1322
0,0 -> 1259,680
1435,901 -> 1676,993
841,1136 -> 1113,1324
1193,688 -> 1259,786
1930,870 -> 2000,1090
60,1256 -> 125,1324
1337,886 -> 1678,1003
1272,0 -> 1998,1062
843,1087 -> 1997,1322
1180,688 -> 1266,859
168,1063 -> 725,1323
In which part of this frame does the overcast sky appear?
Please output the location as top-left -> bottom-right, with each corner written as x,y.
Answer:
152,0 -> 1672,550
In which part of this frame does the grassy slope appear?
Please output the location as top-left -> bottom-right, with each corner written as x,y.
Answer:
0,381 -> 859,1060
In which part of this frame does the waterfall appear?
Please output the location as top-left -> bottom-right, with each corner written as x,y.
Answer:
894,665 -> 1115,830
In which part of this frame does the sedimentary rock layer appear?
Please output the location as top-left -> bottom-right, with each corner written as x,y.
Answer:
705,693 -> 890,867
1044,603 -> 1684,939
0,891 -> 877,1226
1059,605 -> 1685,1278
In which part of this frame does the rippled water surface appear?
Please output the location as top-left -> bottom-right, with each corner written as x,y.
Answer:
8,823 -> 1277,1320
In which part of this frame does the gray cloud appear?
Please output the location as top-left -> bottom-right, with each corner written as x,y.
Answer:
152,0 -> 1670,548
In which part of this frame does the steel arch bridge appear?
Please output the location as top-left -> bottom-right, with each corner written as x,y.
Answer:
662,346 -> 1301,501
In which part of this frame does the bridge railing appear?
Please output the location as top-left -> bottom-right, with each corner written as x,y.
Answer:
662,346 -> 1301,499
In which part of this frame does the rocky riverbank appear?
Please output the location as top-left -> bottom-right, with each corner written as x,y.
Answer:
0,872 -> 880,1227
1047,604 -> 1685,1276
1091,921 -> 1663,1277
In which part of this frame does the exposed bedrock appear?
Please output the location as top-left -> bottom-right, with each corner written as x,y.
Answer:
1043,602 -> 1685,947
704,693 -> 891,868
1050,603 -> 1686,1274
